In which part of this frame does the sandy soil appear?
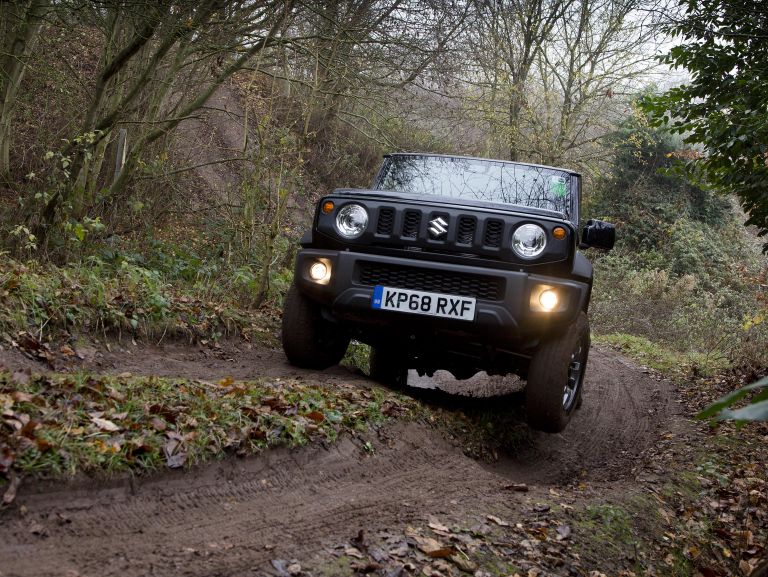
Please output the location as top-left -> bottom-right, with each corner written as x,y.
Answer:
0,339 -> 690,577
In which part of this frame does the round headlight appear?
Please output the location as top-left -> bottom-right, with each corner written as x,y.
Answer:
335,204 -> 369,239
512,224 -> 547,259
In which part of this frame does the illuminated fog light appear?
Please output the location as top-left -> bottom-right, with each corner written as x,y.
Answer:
309,262 -> 328,281
539,289 -> 559,311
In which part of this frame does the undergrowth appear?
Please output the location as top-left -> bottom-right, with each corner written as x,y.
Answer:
594,333 -> 728,378
0,251 -> 278,346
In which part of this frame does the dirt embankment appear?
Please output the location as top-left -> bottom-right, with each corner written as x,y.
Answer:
0,341 -> 689,577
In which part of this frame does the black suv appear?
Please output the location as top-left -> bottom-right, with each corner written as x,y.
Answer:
282,153 -> 615,433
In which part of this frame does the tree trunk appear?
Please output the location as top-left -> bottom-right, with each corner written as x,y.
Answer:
0,0 -> 47,179
508,89 -> 523,162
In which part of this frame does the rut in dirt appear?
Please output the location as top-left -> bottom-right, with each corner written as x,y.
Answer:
0,344 -> 682,577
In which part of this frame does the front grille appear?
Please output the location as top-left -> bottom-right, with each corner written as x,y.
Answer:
402,210 -> 421,239
358,261 -> 504,300
377,207 -> 395,234
457,216 -> 476,245
484,219 -> 504,247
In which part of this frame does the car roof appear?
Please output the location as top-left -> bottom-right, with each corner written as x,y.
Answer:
383,152 -> 582,178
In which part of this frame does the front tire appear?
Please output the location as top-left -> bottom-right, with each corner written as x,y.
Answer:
281,283 -> 350,369
525,312 -> 590,433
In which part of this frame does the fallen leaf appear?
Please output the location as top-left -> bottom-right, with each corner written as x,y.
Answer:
428,520 -> 450,533
60,345 -> 76,357
345,546 -> 365,559
164,435 -> 187,469
487,514 -> 510,527
556,525 -> 572,540
35,437 -> 53,452
270,559 -> 290,577
405,526 -> 453,555
2,474 -> 20,506
19,418 -> 40,439
150,417 -> 167,432
450,553 -> 477,573
91,417 -> 119,432
426,547 -> 456,558
369,546 -> 388,563
305,410 -> 325,423
389,540 -> 409,557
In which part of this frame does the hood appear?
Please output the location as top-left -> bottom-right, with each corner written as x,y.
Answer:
331,188 -> 569,222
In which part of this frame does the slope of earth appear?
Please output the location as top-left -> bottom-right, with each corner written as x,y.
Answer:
0,342 -> 695,577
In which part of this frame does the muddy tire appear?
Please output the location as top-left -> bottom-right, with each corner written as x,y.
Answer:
281,283 -> 350,369
525,312 -> 590,433
369,346 -> 408,389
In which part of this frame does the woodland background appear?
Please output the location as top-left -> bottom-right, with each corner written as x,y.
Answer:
0,0 -> 766,376
1,3 -> 768,575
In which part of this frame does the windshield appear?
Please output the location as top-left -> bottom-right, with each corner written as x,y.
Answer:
374,155 -> 575,219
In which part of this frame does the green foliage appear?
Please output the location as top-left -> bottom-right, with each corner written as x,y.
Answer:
0,253 -> 276,344
588,108 -> 768,371
591,248 -> 767,371
341,341 -> 371,374
641,0 -> 768,250
589,104 -> 730,254
595,334 -> 726,377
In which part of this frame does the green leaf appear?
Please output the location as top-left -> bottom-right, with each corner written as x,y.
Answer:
697,376 -> 768,420
719,399 -> 768,422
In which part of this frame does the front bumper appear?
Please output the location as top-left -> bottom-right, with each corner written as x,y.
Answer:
294,249 -> 590,346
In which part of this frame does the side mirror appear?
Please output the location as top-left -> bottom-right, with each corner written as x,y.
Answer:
580,219 -> 615,250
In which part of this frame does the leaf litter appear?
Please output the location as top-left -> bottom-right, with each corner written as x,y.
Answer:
0,368 -> 417,481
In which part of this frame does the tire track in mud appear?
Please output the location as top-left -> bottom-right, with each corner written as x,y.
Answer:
0,344 -> 684,577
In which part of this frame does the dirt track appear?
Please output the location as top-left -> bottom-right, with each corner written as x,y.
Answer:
0,343 -> 685,577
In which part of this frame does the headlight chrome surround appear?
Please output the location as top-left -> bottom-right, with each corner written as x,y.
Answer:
335,204 -> 369,239
512,223 -> 547,259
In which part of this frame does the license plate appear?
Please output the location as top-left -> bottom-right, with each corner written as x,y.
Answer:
371,286 -> 476,321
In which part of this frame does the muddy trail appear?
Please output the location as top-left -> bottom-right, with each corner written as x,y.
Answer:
0,342 -> 688,577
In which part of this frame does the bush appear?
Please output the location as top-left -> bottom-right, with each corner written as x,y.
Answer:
591,247 -> 768,371
587,103 -> 768,372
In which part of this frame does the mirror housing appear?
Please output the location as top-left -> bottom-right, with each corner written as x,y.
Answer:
580,219 -> 615,250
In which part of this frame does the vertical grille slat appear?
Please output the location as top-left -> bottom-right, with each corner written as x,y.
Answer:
376,207 -> 395,235
457,216 -> 476,245
402,210 -> 421,239
483,219 -> 504,248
